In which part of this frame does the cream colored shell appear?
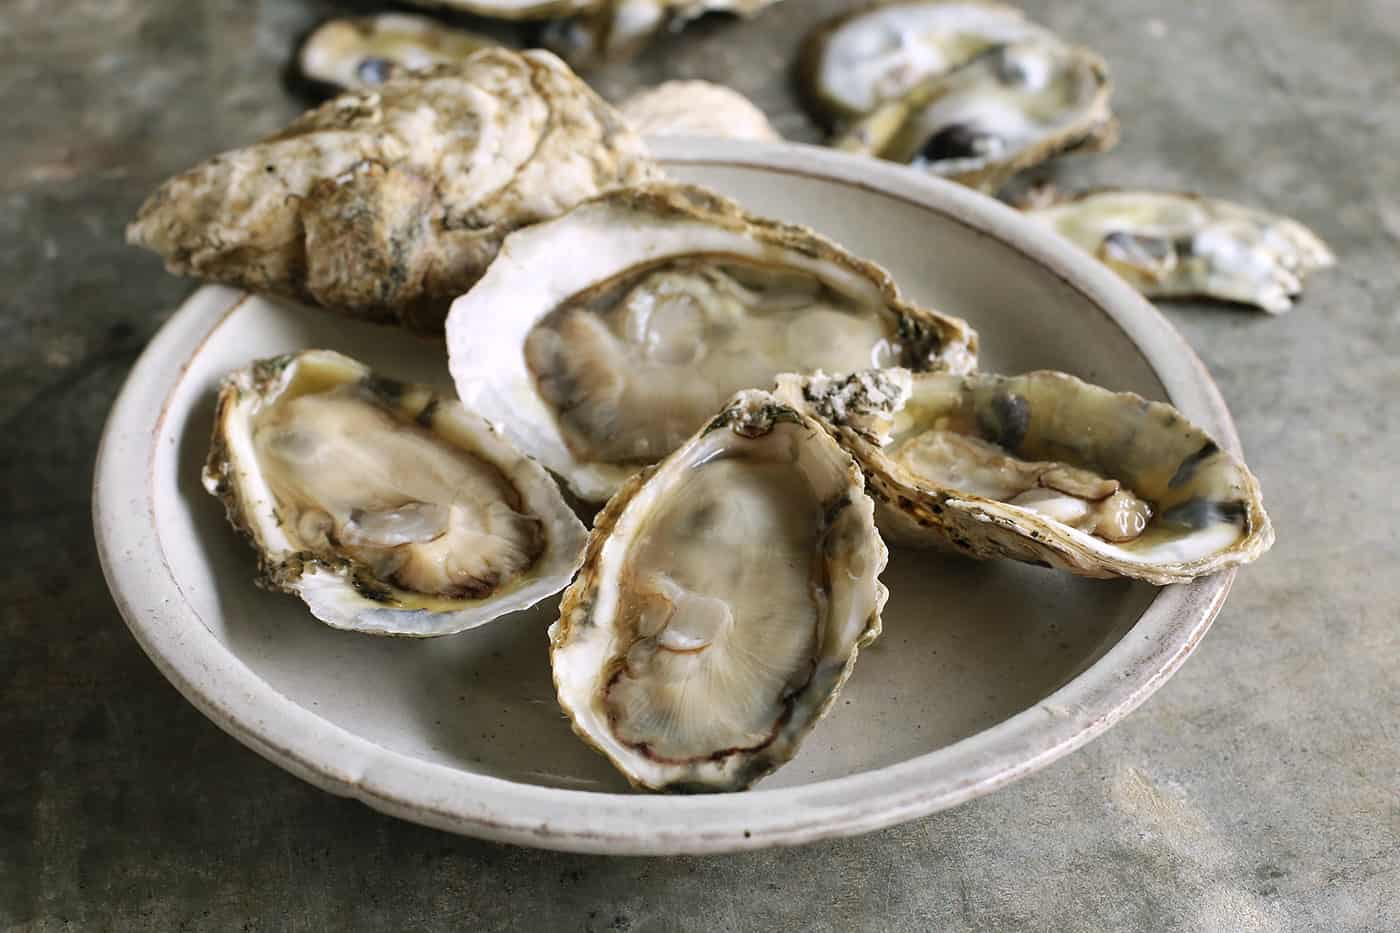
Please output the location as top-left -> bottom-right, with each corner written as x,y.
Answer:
620,81 -> 780,141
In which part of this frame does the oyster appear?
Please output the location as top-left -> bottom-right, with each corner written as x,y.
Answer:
776,369 -> 1272,584
797,1 -> 1058,128
549,389 -> 886,792
297,14 -> 498,91
446,183 -> 978,502
619,80 -> 780,141
543,0 -> 786,64
833,39 -> 1116,193
204,350 -> 587,636
127,50 -> 657,333
1023,190 -> 1336,313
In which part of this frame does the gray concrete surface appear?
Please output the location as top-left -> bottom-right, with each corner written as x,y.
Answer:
3,0 -> 1397,929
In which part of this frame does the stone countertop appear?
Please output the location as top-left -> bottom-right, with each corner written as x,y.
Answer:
3,1 -> 1396,929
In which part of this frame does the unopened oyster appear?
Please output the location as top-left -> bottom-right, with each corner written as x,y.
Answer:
1023,190 -> 1336,313
297,14 -> 498,91
128,50 -> 657,332
620,81 -> 780,141
204,350 -> 587,636
776,369 -> 1272,584
447,183 -> 978,502
833,39 -> 1116,192
550,389 -> 886,792
543,0 -> 786,64
798,1 -> 1059,128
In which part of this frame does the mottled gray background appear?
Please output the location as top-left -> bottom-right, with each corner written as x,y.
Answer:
3,1 -> 1397,930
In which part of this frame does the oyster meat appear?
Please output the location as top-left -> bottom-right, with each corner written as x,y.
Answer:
447,183 -> 978,502
128,50 -> 658,333
204,350 -> 587,636
619,80 -> 780,141
833,38 -> 1116,193
777,368 -> 1272,584
550,389 -> 887,792
798,1 -> 1059,128
1023,190 -> 1336,313
297,14 -> 499,91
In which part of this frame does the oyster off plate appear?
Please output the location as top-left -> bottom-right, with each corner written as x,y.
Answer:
95,139 -> 1242,855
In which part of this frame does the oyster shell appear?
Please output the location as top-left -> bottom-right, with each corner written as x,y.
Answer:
1023,190 -> 1336,313
543,0 -> 786,65
203,350 -> 587,636
127,50 -> 658,333
619,80 -> 780,141
297,14 -> 498,92
797,1 -> 1057,128
549,389 -> 886,792
776,368 -> 1272,585
446,183 -> 979,502
833,38 -> 1116,193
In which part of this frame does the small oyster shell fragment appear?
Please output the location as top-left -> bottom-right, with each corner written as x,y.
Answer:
127,50 -> 658,332
447,183 -> 978,502
833,39 -> 1116,192
297,14 -> 498,91
203,350 -> 587,636
550,389 -> 887,792
543,0 -> 786,64
619,81 -> 780,141
776,368 -> 1272,585
798,1 -> 1057,128
1023,190 -> 1336,313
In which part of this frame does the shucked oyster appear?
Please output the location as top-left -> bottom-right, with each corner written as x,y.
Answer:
447,183 -> 978,502
550,389 -> 886,792
777,369 -> 1272,585
204,350 -> 587,636
833,38 -> 1116,193
297,14 -> 498,91
797,1 -> 1059,128
619,81 -> 780,141
1023,190 -> 1336,313
128,50 -> 657,333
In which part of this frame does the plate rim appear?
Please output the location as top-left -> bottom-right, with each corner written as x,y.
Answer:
95,138 -> 1239,855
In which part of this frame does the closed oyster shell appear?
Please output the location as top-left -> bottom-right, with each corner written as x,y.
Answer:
446,182 -> 978,502
297,14 -> 499,92
777,369 -> 1272,585
543,0 -> 786,64
833,38 -> 1116,193
1023,189 -> 1336,313
619,81 -> 780,141
549,389 -> 887,792
204,350 -> 587,636
127,50 -> 658,332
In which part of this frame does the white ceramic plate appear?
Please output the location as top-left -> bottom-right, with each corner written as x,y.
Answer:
95,139 -> 1238,855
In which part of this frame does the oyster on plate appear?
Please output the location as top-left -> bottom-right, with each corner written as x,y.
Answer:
833,38 -> 1116,193
776,368 -> 1272,585
297,13 -> 499,91
549,389 -> 887,792
204,350 -> 587,636
127,49 -> 658,333
446,183 -> 979,502
797,1 -> 1061,128
1022,190 -> 1336,313
619,80 -> 780,141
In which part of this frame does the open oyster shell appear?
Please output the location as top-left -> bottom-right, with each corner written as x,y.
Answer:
297,14 -> 499,92
797,1 -> 1058,128
1023,190 -> 1336,313
833,38 -> 1116,193
776,369 -> 1272,585
619,80 -> 780,141
203,350 -> 587,636
543,0 -> 786,65
446,182 -> 978,503
127,50 -> 657,333
549,389 -> 887,792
